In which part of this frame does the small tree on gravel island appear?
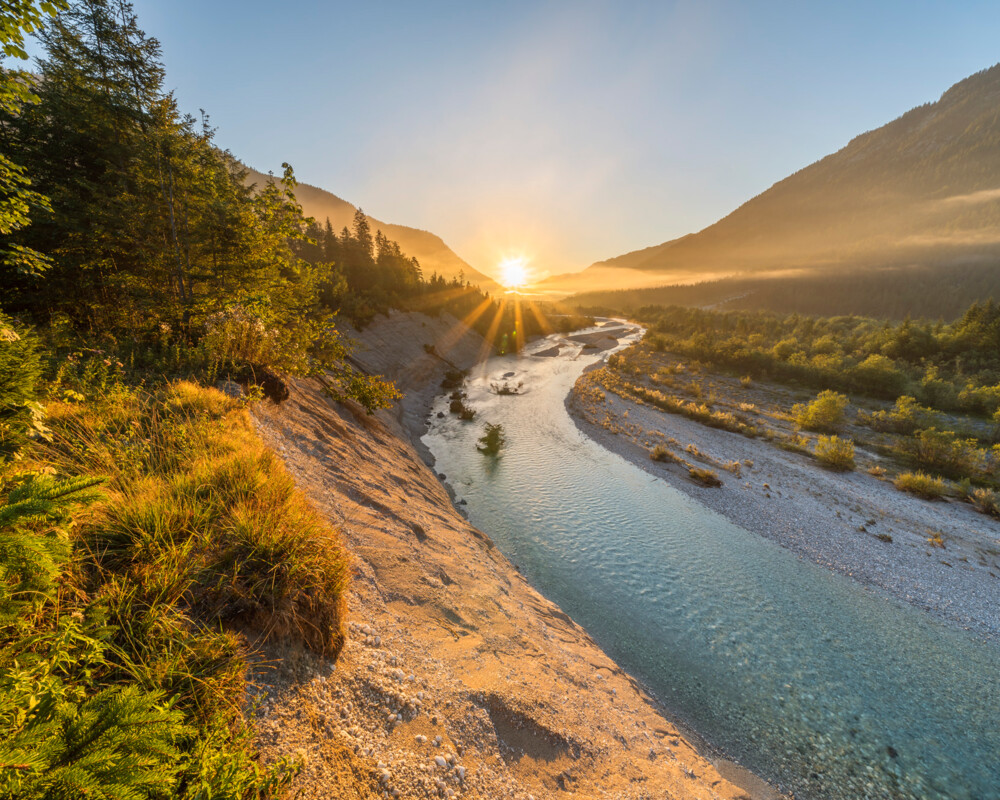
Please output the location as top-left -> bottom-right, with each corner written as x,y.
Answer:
477,422 -> 506,456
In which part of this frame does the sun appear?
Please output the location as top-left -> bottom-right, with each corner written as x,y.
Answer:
498,257 -> 528,288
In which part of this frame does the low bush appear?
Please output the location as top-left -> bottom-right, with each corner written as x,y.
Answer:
792,390 -> 849,433
971,488 -> 1000,517
864,395 -> 941,435
689,467 -> 722,487
650,444 -> 681,463
896,427 -> 987,479
477,422 -> 506,455
449,398 -> 476,420
894,471 -> 947,499
814,435 -> 855,470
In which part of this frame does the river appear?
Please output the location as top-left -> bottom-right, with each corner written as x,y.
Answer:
422,322 -> 999,800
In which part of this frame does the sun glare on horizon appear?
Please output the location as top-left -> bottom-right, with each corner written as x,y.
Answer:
498,257 -> 529,288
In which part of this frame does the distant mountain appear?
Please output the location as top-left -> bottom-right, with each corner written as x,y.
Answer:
243,167 -> 501,292
576,64 -> 1000,288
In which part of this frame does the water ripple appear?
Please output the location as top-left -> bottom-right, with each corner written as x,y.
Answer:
424,337 -> 1000,800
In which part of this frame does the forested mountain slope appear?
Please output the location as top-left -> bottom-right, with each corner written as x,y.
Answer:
243,167 -> 500,292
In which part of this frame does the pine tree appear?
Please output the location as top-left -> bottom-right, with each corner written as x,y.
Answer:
0,1 -> 69,279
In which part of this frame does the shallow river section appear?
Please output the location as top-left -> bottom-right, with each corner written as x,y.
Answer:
422,325 -> 1000,800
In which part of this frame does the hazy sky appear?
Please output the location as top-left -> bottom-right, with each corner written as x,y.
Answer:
30,1 -> 1000,279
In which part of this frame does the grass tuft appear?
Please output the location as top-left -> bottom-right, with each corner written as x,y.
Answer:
894,471 -> 947,500
44,381 -> 350,663
689,467 -> 722,487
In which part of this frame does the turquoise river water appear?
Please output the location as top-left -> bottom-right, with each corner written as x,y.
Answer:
422,324 -> 1000,800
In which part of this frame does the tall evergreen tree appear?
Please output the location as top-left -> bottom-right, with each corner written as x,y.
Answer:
0,1 -> 69,279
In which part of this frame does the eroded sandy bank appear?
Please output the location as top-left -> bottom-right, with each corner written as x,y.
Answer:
249,311 -> 780,799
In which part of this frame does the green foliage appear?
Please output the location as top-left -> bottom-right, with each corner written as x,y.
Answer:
0,379 -> 336,799
0,314 -> 48,459
0,473 -> 101,624
896,428 -> 988,480
894,471 -> 947,499
814,435 -> 855,471
477,422 -> 506,456
0,1 -> 68,279
971,488 -> 1000,518
0,675 -> 188,800
863,395 -> 941,435
623,301 -> 1000,414
792,390 -> 849,433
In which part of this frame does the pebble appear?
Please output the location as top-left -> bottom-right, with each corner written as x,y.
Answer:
434,755 -> 448,768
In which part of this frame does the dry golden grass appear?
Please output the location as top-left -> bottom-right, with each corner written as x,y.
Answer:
42,381 -> 350,665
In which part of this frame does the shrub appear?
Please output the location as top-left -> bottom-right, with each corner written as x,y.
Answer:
646,333 -> 668,352
971,488 -> 1000,517
815,435 -> 855,470
792,390 -> 849,432
865,395 -> 941,435
689,467 -> 722,487
894,471 -> 947,499
897,428 -> 987,479
650,444 -> 681,463
850,354 -> 907,397
477,422 -> 506,455
449,398 -> 476,420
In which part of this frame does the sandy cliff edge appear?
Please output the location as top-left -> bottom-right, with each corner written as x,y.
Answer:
249,311 -> 781,799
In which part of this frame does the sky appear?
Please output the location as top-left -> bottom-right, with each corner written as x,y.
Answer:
26,1 -> 1000,280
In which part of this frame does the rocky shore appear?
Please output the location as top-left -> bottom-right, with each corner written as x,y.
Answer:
568,362 -> 1000,641
249,311 -> 780,799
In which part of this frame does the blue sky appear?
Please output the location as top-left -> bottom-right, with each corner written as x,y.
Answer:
27,1 -> 1000,278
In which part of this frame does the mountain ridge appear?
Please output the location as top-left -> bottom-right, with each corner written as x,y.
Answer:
579,63 -> 1000,284
242,166 -> 501,292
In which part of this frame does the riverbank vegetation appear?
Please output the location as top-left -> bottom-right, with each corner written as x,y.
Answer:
1,322 -> 351,797
589,301 -> 1000,520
